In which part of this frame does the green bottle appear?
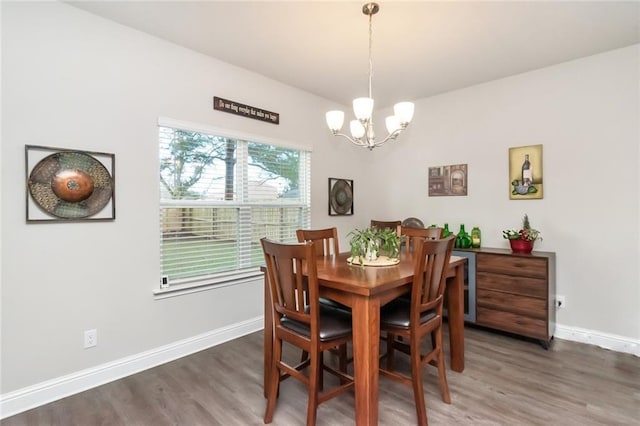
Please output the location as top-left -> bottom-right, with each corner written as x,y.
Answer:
471,226 -> 481,248
456,224 -> 470,248
442,223 -> 451,238
456,224 -> 472,248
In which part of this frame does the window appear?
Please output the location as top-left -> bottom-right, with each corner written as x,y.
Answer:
158,122 -> 311,290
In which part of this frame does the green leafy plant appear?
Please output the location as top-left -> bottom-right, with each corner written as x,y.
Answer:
348,227 -> 400,265
502,214 -> 542,242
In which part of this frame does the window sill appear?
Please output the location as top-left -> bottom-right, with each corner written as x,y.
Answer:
153,269 -> 263,300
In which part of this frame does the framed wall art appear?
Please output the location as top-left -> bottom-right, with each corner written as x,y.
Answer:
509,144 -> 543,200
26,145 -> 116,222
428,164 -> 468,196
328,178 -> 353,216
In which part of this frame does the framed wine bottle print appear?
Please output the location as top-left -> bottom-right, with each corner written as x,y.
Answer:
509,144 -> 543,200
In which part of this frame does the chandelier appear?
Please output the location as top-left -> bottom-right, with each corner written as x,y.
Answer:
326,2 -> 415,150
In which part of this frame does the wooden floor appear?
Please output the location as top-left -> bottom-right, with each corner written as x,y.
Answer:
3,326 -> 639,426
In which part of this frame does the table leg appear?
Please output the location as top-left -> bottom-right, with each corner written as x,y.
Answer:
351,295 -> 381,426
263,271 -> 273,398
447,262 -> 465,372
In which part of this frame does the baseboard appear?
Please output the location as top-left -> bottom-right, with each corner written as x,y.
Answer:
555,324 -> 639,356
0,316 -> 263,420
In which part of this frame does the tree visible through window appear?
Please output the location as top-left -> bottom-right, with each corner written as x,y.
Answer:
159,125 -> 310,285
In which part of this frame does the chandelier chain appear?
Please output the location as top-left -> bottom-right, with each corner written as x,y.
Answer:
368,8 -> 373,100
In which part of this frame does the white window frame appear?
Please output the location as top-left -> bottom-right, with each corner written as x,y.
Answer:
154,118 -> 311,299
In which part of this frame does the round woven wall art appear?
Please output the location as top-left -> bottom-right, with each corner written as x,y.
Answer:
330,179 -> 353,215
28,151 -> 113,219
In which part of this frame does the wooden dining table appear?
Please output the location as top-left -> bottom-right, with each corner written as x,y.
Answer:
262,250 -> 467,426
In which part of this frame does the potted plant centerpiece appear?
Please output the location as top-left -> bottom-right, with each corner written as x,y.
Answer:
348,227 -> 400,266
502,214 -> 542,253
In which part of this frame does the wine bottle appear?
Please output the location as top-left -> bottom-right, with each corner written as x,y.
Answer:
522,154 -> 532,186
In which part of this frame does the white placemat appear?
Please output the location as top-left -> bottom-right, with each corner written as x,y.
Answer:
346,256 -> 400,266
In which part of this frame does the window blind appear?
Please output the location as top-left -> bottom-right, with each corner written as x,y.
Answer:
159,126 -> 311,285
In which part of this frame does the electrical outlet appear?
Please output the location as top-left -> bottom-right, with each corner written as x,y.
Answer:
556,295 -> 566,309
84,329 -> 97,348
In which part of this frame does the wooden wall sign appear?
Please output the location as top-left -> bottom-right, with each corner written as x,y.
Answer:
213,97 -> 279,125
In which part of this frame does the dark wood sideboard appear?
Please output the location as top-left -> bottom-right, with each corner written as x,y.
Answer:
454,247 -> 556,348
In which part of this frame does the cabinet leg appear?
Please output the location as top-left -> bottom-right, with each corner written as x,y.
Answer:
540,339 -> 550,350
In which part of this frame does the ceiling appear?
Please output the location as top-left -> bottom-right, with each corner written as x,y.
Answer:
68,1 -> 640,109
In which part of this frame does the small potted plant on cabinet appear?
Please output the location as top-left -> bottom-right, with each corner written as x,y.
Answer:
502,214 -> 542,253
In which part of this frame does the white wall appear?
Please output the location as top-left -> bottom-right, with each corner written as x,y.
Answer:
1,0 -> 638,416
0,1 -> 366,399
368,45 -> 640,344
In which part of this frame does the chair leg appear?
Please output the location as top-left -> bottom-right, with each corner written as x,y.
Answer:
411,337 -> 428,426
337,344 -> 348,384
318,351 -> 324,391
386,332 -> 396,370
338,344 -> 348,372
264,337 -> 282,424
306,350 -> 320,426
435,329 -> 451,404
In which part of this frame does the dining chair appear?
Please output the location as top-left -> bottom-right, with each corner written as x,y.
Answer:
370,219 -> 401,232
296,227 -> 349,371
401,226 -> 444,251
296,227 -> 339,257
379,235 -> 456,426
261,238 -> 354,426
397,226 -> 444,304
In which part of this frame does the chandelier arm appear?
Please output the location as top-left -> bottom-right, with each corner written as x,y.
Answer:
332,133 -> 369,147
372,131 -> 402,148
333,129 -> 404,150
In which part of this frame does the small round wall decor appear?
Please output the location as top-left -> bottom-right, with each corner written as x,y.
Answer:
328,178 -> 353,216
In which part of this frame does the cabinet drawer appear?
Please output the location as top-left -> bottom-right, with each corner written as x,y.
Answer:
477,271 -> 547,298
477,307 -> 547,340
477,253 -> 547,278
476,288 -> 546,319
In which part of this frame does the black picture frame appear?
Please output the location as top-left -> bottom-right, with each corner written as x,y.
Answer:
328,178 -> 354,216
26,145 -> 116,223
